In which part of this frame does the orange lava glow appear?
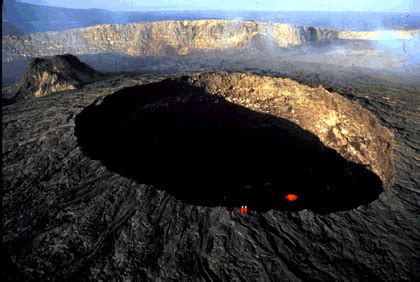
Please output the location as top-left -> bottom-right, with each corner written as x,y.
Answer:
285,194 -> 298,202
240,206 -> 248,214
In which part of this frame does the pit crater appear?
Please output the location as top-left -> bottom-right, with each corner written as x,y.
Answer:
75,73 -> 394,213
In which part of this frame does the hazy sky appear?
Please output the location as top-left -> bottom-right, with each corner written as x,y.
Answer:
17,0 -> 420,12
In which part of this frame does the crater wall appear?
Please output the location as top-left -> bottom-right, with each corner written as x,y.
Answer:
2,20 -> 337,61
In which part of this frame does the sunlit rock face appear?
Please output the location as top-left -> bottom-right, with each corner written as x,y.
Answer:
188,73 -> 394,186
3,20 -> 419,62
3,20 -> 420,88
2,20 -> 337,61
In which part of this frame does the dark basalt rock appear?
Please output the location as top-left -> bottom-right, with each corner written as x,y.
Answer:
2,57 -> 419,281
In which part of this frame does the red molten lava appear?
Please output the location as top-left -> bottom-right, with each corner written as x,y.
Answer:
240,206 -> 248,214
285,194 -> 298,202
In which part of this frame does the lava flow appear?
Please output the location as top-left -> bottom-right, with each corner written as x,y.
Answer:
285,194 -> 299,202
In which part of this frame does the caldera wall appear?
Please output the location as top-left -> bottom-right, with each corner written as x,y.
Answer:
2,20 -> 337,61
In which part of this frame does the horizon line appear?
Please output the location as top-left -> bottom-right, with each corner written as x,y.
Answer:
9,1 -> 419,14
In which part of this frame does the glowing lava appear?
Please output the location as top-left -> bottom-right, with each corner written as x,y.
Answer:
285,194 -> 298,202
240,206 -> 248,214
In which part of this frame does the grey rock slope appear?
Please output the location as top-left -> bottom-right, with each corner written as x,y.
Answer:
2,54 -> 101,103
2,61 -> 420,280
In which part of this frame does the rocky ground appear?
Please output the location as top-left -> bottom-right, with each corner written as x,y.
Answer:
2,59 -> 420,280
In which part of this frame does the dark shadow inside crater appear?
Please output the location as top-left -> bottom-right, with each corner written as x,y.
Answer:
75,78 -> 383,213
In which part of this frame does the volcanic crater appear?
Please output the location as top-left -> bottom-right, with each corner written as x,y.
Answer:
75,73 -> 394,213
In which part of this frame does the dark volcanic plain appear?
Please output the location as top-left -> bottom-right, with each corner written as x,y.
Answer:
2,52 -> 420,281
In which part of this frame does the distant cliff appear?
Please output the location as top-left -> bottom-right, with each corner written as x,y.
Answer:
2,20 -> 337,61
338,29 -> 420,40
